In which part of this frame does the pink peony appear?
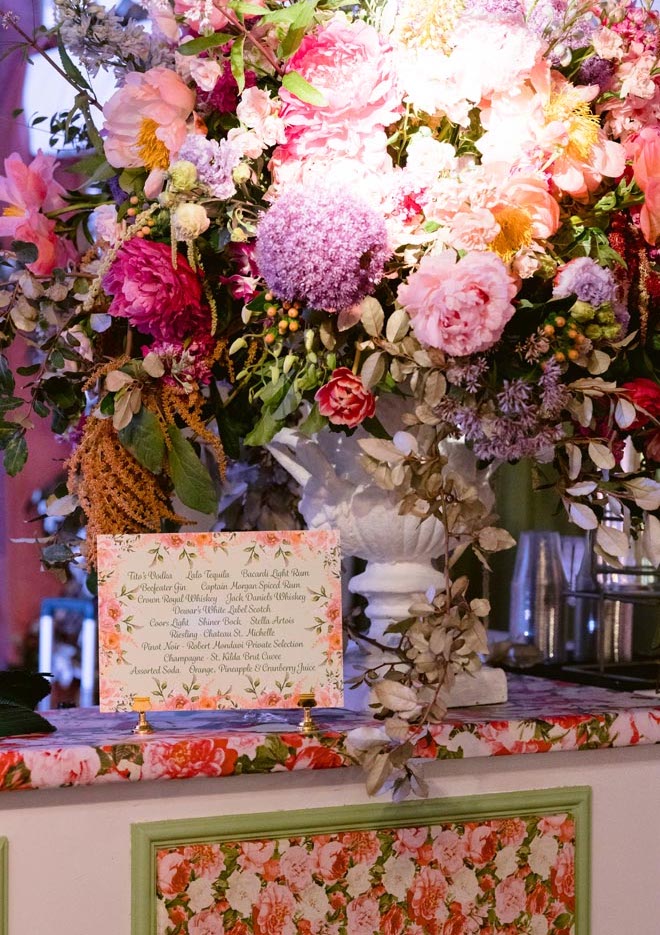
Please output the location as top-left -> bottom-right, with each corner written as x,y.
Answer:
279,845 -> 314,892
9,212 -> 75,277
102,67 -> 195,171
157,851 -> 192,897
275,15 -> 402,170
407,866 -> 449,929
188,907 -> 226,935
0,151 -> 67,234
494,875 -> 526,924
628,127 -> 660,244
103,239 -> 209,342
398,251 -> 517,356
315,368 -> 376,428
345,893 -> 381,935
254,882 -> 296,935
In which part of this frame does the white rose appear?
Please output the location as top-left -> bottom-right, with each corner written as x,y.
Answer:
381,855 -> 415,900
298,883 -> 331,924
346,863 -> 372,898
449,866 -> 479,908
528,834 -> 559,878
530,914 -> 549,935
186,876 -> 215,914
225,871 -> 261,915
494,844 -> 519,881
171,202 -> 210,241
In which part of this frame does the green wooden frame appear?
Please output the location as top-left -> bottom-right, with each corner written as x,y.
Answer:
132,785 -> 591,935
0,837 -> 7,935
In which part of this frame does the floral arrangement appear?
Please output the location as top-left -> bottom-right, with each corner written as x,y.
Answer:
1,0 -> 660,793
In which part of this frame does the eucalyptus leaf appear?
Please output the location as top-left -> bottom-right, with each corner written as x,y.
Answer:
167,426 -> 218,515
11,240 -> 38,266
175,31 -> 234,54
3,433 -> 27,476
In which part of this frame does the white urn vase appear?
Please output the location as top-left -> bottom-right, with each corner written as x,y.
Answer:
268,419 -> 507,710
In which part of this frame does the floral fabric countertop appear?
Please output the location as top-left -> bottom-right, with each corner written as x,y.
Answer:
0,675 -> 658,793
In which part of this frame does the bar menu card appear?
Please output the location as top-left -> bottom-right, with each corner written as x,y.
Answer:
97,530 -> 343,712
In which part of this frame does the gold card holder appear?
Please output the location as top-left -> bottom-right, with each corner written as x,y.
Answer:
132,696 -> 155,735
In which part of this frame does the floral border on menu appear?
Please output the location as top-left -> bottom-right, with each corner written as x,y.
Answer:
131,787 -> 591,935
0,677 -> 658,792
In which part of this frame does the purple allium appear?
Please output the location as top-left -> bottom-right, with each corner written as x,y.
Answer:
177,135 -> 242,201
553,256 -> 616,306
577,56 -> 615,90
103,239 -> 209,342
255,183 -> 390,313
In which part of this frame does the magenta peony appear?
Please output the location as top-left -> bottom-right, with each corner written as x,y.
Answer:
398,251 -> 517,356
103,239 -> 209,342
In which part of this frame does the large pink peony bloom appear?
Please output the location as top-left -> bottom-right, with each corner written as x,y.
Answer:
627,127 -> 660,244
0,150 -> 75,275
102,67 -> 196,171
274,14 -> 402,173
0,151 -> 67,235
398,251 -> 518,356
103,239 -> 209,342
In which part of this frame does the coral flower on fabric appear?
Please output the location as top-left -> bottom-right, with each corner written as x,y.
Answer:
103,239 -> 209,342
398,251 -> 518,356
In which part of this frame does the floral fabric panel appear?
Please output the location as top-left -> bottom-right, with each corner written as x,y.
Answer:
155,814 -> 577,934
0,675 -> 658,792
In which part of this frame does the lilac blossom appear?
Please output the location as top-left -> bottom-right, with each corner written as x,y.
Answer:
255,184 -> 390,313
177,135 -> 242,200
446,358 -> 489,392
553,257 -> 616,306
577,56 -> 615,90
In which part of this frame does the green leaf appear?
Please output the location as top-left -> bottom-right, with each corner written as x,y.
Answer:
262,0 -> 316,24
360,415 -> 390,439
175,31 -> 234,55
57,32 -> 91,90
281,70 -> 327,106
0,355 -> 16,394
16,364 -> 40,377
11,240 -> 38,265
0,397 -> 24,414
166,426 -> 217,515
231,1 -> 268,16
271,384 -> 302,421
3,433 -> 27,476
230,36 -> 246,95
299,403 -> 326,437
244,410 -> 283,446
118,407 -> 166,474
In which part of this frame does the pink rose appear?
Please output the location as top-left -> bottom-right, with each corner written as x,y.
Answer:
315,368 -> 376,428
157,851 -> 192,897
464,825 -> 497,867
346,893 -> 381,935
551,843 -> 575,908
431,829 -> 467,874
188,907 -> 226,935
494,875 -> 526,925
407,866 -> 449,929
493,817 -> 527,849
313,840 -> 350,882
239,840 -> 276,872
279,845 -> 313,892
398,251 -> 517,356
394,826 -> 428,858
254,882 -> 296,935
103,239 -> 209,342
338,831 -> 381,867
22,748 -> 99,789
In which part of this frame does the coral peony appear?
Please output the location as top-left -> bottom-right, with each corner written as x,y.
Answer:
102,67 -> 195,172
398,250 -> 517,356
0,151 -> 67,235
103,239 -> 209,342
315,368 -> 376,428
628,127 -> 660,244
255,183 -> 390,312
